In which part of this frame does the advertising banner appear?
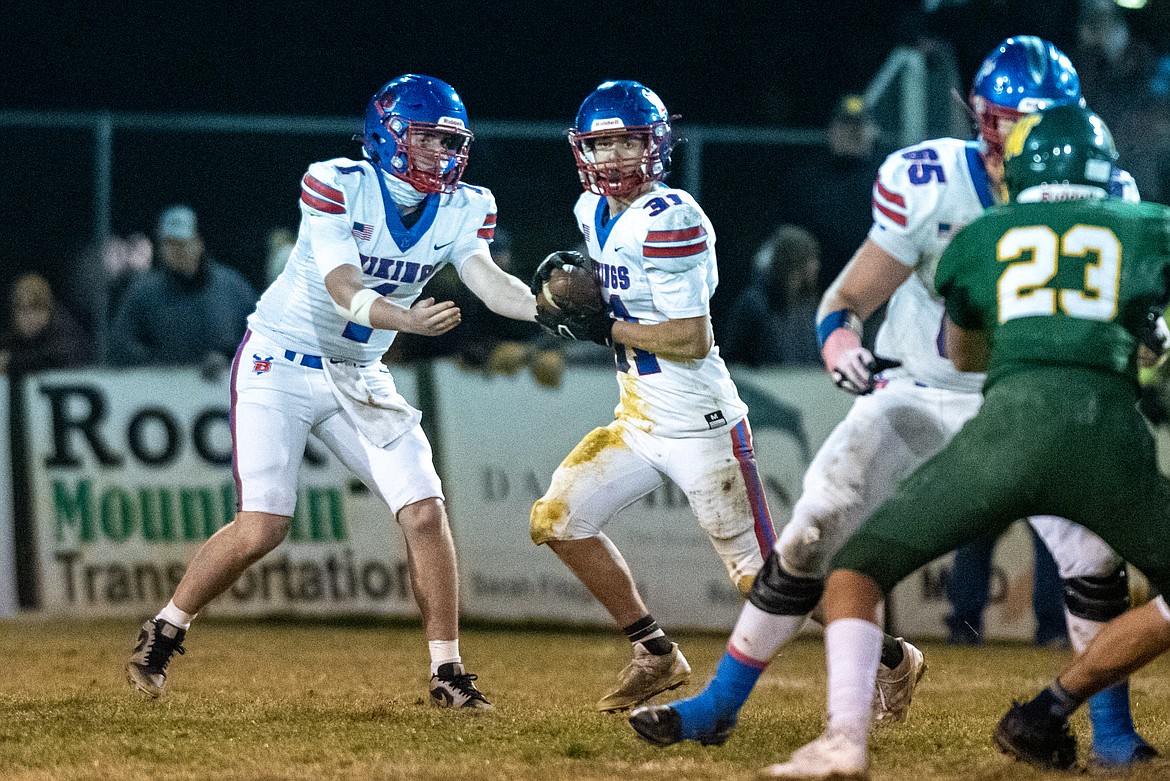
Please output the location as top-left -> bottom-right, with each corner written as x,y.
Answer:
439,364 -> 854,631
16,362 -> 1047,638
23,367 -> 420,618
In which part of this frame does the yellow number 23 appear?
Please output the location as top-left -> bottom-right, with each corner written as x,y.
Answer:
996,224 -> 1121,323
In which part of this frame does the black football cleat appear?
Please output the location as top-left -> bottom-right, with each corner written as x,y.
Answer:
125,618 -> 186,698
429,663 -> 493,710
629,704 -> 734,747
994,701 -> 1078,770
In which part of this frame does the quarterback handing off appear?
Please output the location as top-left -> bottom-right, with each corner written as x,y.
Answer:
125,75 -> 535,709
530,81 -> 777,712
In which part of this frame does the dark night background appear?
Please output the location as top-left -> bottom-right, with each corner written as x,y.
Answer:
2,0 -> 1168,339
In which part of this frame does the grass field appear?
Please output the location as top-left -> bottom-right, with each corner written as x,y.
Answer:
2,618 -> 1170,781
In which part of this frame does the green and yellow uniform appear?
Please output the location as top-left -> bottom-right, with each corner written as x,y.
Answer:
832,196 -> 1170,595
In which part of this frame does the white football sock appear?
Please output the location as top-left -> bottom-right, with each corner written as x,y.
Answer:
156,600 -> 196,630
825,618 -> 883,745
729,601 -> 809,663
429,640 -> 461,675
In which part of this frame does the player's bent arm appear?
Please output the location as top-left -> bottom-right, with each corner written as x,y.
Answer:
458,251 -> 537,322
323,264 -> 460,336
943,316 -> 989,372
612,315 -> 712,361
815,240 -> 912,390
817,239 -> 913,324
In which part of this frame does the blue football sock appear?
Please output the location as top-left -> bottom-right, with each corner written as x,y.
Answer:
1089,680 -> 1154,766
671,650 -> 764,740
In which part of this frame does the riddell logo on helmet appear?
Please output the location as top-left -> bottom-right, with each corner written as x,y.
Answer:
437,116 -> 466,129
590,117 -> 626,131
1016,97 -> 1056,112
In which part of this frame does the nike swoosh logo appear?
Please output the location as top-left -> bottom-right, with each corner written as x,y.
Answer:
434,241 -> 454,251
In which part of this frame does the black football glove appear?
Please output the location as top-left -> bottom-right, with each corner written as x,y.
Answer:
1138,305 -> 1170,357
530,250 -> 589,295
535,306 -> 613,346
833,356 -> 903,395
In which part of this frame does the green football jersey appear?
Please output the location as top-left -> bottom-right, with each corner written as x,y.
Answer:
936,198 -> 1170,389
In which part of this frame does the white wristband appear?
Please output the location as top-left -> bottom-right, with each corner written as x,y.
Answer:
340,288 -> 381,327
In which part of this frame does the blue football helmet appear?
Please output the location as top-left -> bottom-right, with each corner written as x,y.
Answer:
361,74 -> 474,194
568,80 -> 673,197
969,36 -> 1084,161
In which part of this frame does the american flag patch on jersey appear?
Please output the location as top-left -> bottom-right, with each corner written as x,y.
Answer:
352,222 -> 373,241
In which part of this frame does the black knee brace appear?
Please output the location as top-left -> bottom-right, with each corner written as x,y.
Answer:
1063,564 -> 1130,622
748,550 -> 824,616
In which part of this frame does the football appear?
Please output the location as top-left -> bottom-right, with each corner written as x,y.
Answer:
539,264 -> 604,315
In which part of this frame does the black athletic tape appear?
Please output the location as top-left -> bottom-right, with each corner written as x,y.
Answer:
748,551 -> 824,616
1063,565 -> 1130,622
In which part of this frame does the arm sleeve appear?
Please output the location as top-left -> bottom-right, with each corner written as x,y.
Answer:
299,163 -> 362,278
643,201 -> 713,318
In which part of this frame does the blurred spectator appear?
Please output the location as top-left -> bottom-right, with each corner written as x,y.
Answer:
770,95 -> 882,289
109,204 -> 256,373
946,526 -> 1069,648
391,228 -> 565,387
104,231 -> 153,318
265,227 -> 296,286
1073,0 -> 1170,202
0,273 -> 94,375
721,224 -> 822,367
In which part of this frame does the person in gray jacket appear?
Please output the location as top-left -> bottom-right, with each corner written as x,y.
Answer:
109,204 -> 256,371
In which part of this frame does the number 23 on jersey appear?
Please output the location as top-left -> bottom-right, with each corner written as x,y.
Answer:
997,224 -> 1120,323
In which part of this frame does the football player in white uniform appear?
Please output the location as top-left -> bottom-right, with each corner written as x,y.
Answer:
529,80 -> 774,713
125,75 -> 536,710
631,37 -> 1155,772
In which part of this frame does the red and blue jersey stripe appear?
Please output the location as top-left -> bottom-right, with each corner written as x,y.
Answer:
730,419 -> 776,559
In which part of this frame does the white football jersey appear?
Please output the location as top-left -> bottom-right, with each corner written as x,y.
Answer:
574,185 -> 747,438
867,138 -> 992,392
868,139 -> 1141,393
250,157 -> 496,364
